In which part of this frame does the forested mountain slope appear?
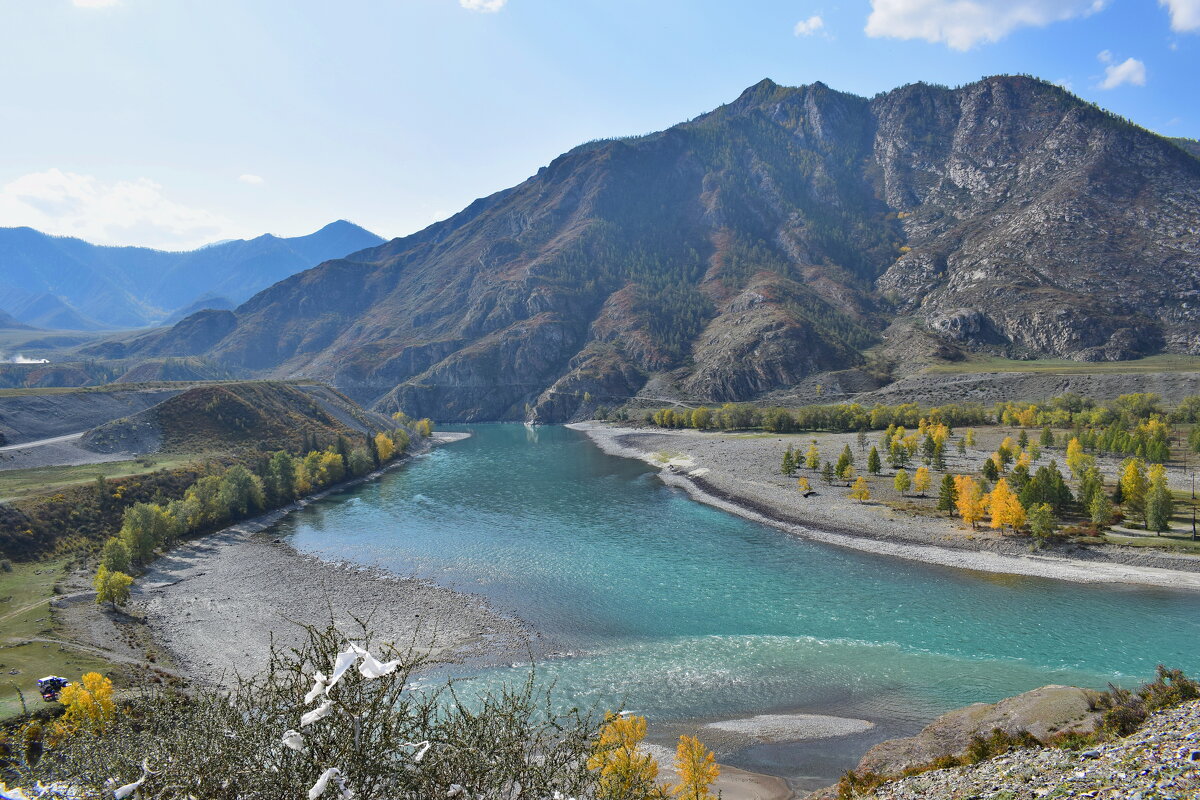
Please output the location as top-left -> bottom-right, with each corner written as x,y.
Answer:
126,76 -> 1200,421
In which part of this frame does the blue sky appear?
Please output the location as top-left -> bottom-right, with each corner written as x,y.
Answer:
0,0 -> 1196,249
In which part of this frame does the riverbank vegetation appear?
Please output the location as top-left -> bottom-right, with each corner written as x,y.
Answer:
1,624 -> 721,800
92,428 -> 418,603
638,392 -> 1200,550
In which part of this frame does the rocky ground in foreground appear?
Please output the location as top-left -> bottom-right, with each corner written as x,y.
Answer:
855,699 -> 1200,799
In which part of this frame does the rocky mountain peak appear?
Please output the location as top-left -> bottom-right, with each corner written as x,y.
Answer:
123,75 -> 1200,422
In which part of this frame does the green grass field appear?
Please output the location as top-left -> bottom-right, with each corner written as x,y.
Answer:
0,454 -> 202,503
923,353 -> 1200,375
0,558 -> 111,720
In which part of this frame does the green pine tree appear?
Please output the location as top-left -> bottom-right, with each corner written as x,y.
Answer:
937,473 -> 958,516
867,446 -> 881,475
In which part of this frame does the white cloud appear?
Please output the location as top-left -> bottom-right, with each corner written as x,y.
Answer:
459,0 -> 507,11
1160,0 -> 1200,30
1099,56 -> 1146,89
238,174 -> 265,186
1097,49 -> 1113,62
865,0 -> 1107,50
0,169 -> 233,250
72,0 -> 121,7
794,15 -> 826,36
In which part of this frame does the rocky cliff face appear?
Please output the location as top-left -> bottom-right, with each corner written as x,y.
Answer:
131,76 -> 1200,421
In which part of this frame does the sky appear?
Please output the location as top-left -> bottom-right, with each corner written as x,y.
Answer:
0,0 -> 1197,250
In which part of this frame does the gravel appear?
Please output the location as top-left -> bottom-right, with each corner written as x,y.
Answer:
569,423 -> 1200,590
867,700 -> 1200,799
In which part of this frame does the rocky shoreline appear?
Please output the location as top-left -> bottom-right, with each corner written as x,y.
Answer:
569,422 -> 1200,591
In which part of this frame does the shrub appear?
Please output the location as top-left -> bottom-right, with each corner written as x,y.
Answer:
17,623 -> 614,800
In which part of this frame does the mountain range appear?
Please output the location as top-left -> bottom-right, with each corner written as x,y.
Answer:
87,75 -> 1200,421
0,220 -> 384,329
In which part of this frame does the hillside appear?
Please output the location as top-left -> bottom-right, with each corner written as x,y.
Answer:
122,76 -> 1200,422
0,220 -> 383,329
846,699 -> 1200,799
82,382 -> 393,456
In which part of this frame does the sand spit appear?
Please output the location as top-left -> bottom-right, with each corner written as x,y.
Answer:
569,423 -> 1200,591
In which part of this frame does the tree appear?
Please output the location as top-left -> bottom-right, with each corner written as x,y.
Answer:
348,447 -> 374,477
781,446 -> 795,476
889,439 -> 908,468
982,457 -> 1000,482
987,478 -> 1026,532
99,536 -> 130,574
805,442 -> 820,470
796,476 -> 812,495
1077,465 -> 1104,510
937,474 -> 958,515
1089,491 -> 1114,529
264,451 -> 297,505
821,461 -> 835,485
932,441 -> 947,471
414,418 -> 434,437
1146,469 -> 1174,533
1066,437 -> 1087,478
849,476 -> 870,503
54,672 -> 116,738
835,444 -> 854,477
1120,458 -> 1149,526
587,713 -> 661,800
1040,426 -> 1055,447
856,430 -> 868,452
218,464 -> 265,519
93,566 -> 133,610
672,735 -> 719,800
867,446 -> 881,475
964,429 -> 976,447
120,502 -> 174,566
1018,429 -> 1029,449
954,475 -> 986,528
921,434 -> 936,464
913,466 -> 932,496
1018,461 -> 1073,513
894,469 -> 911,495
1028,503 -> 1057,545
956,436 -> 967,456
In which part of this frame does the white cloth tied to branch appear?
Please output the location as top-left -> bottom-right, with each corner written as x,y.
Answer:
281,729 -> 306,752
304,671 -> 329,705
300,699 -> 334,728
399,740 -> 431,762
307,767 -> 352,800
112,760 -> 153,799
350,643 -> 402,679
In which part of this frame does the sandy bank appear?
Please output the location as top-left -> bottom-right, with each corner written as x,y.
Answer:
569,423 -> 1200,591
132,432 -> 531,686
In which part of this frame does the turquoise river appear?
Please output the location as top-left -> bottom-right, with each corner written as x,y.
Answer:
276,424 -> 1200,787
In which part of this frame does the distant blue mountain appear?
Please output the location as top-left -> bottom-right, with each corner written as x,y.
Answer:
0,220 -> 385,330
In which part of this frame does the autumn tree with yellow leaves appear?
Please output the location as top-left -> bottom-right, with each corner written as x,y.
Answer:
849,476 -> 871,503
913,466 -> 931,496
671,735 -> 719,800
588,713 -> 663,800
954,475 -> 986,528
52,672 -> 116,742
987,478 -> 1026,532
